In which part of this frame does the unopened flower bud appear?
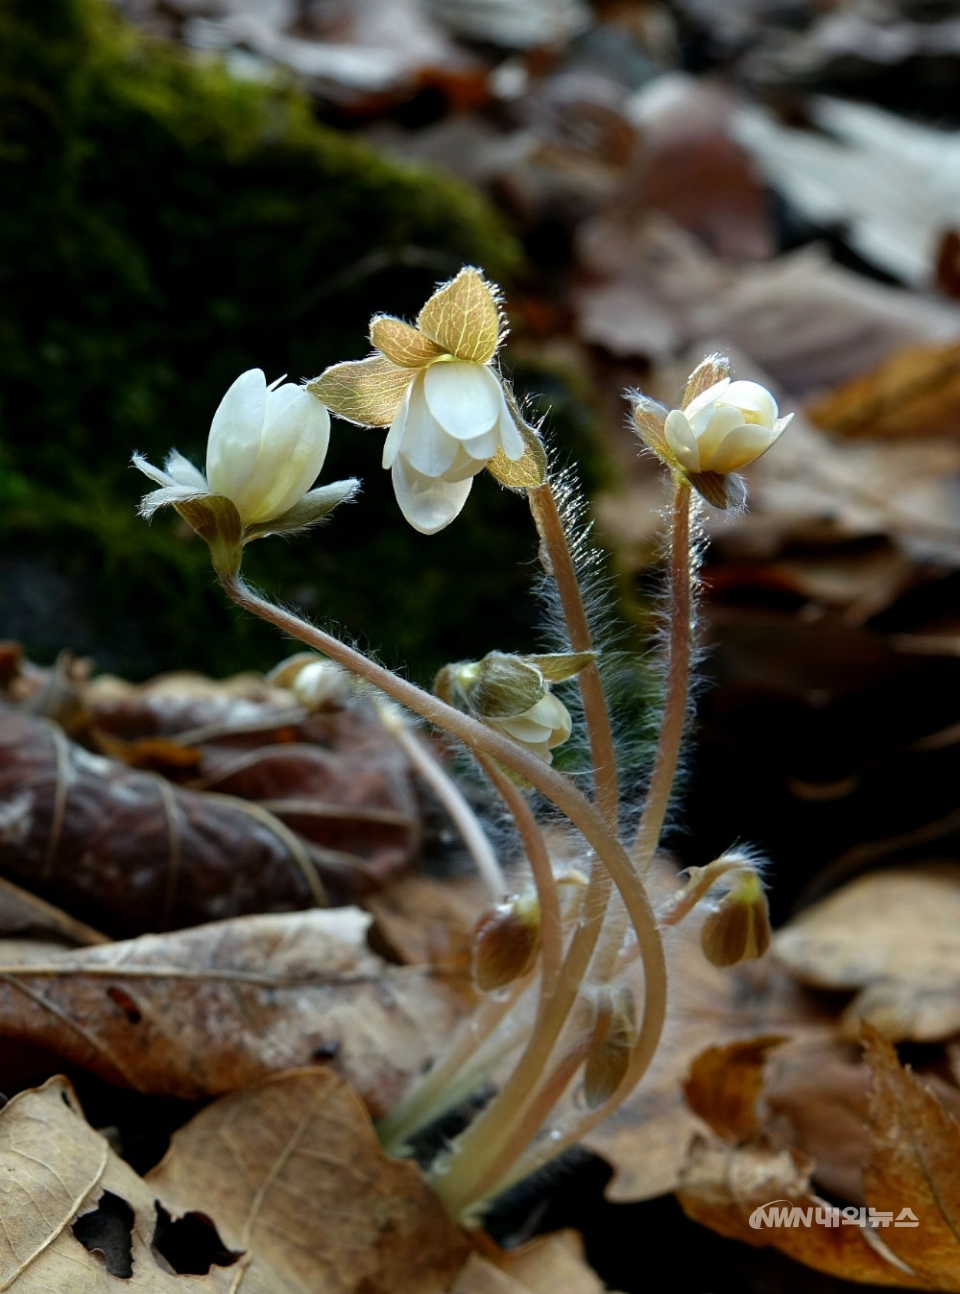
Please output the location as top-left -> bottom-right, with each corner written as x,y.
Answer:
700,869 -> 772,967
292,661 -> 354,712
583,987 -> 636,1109
473,892 -> 541,991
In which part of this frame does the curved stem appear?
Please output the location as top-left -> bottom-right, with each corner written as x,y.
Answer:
528,482 -> 620,828
391,724 -> 506,903
479,756 -> 563,1001
630,480 -> 694,872
221,573 -> 666,1219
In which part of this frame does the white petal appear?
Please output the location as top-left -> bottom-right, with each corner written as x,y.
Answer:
663,410 -> 701,473
132,453 -> 175,488
442,446 -> 488,483
703,424 -> 776,474
206,369 -> 267,500
525,694 -> 572,745
497,401 -> 526,461
163,450 -> 208,490
683,377 -> 730,424
398,372 -> 461,477
718,380 -> 778,428
382,379 -> 414,469
233,387 -> 331,522
392,456 -> 473,534
695,406 -> 746,465
461,426 -> 500,463
423,361 -> 501,440
493,715 -> 553,744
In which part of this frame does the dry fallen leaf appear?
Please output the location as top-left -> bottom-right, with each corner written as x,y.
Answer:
774,866 -> 960,1042
366,871 -> 490,971
808,342 -> 960,441
676,1026 -> 960,1289
0,907 -> 469,1111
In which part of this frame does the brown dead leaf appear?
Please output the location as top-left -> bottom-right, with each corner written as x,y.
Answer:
0,874 -> 108,945
774,866 -> 960,1042
862,1026 -> 960,1290
0,1074 -> 237,1290
684,1036 -> 787,1143
149,1068 -> 471,1294
453,1231 -> 607,1294
808,342 -> 960,440
0,709 -> 418,936
0,907 -> 469,1111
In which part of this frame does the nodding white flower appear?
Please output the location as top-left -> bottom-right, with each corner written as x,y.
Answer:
486,692 -> 573,763
663,379 -> 792,477
630,356 -> 793,510
310,268 -> 541,536
382,360 -> 525,535
133,370 -> 357,552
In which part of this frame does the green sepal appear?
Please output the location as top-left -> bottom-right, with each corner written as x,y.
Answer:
174,494 -> 243,579
523,651 -> 595,683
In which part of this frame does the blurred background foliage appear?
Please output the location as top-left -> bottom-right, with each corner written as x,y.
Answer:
0,0 -> 602,680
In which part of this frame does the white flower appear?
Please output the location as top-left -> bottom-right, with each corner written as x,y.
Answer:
382,361 -> 526,535
486,692 -> 573,763
134,369 -> 355,536
662,378 -> 792,477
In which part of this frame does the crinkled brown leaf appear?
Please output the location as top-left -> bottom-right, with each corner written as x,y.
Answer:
417,268 -> 502,364
308,354 -> 411,426
684,1036 -> 787,1143
366,872 -> 489,972
0,874 -> 108,946
370,315 -> 444,367
774,866 -> 960,1042
862,1026 -> 960,1289
0,1075 -> 238,1291
0,711 -> 331,934
149,1068 -> 472,1294
808,341 -> 960,440
0,907 -> 469,1109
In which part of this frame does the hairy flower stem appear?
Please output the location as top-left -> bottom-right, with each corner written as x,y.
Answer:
390,724 -> 506,903
631,479 -> 694,871
527,482 -> 619,828
479,757 -> 563,1000
219,572 -> 666,1219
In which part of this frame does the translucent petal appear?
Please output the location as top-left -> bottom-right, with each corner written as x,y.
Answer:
382,380 -> 413,469
718,380 -> 778,428
206,369 -> 267,501
663,410 -> 701,473
423,361 -> 501,440
232,387 -> 330,523
398,373 -> 461,477
392,456 -> 473,534
703,424 -> 776,474
683,377 -> 729,425
461,426 -> 500,463
497,401 -> 526,461
163,450 -> 208,490
443,446 -> 488,483
695,406 -> 745,465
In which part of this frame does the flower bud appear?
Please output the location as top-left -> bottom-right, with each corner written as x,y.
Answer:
700,869 -> 772,967
435,651 -> 588,763
473,892 -> 541,991
583,986 -> 636,1109
628,355 -> 792,510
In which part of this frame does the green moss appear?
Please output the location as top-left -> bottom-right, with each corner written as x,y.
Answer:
0,0 -> 531,678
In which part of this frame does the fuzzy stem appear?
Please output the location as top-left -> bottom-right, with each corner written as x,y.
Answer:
630,480 -> 694,871
527,482 -> 620,828
391,724 -> 506,903
220,573 -> 665,1219
479,757 -> 564,1001
377,977 -> 533,1154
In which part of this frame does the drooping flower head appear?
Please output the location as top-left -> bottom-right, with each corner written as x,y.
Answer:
310,268 -> 545,535
133,369 -> 357,576
629,355 -> 793,510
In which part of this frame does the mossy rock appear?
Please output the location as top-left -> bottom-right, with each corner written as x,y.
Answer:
0,0 -> 543,679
